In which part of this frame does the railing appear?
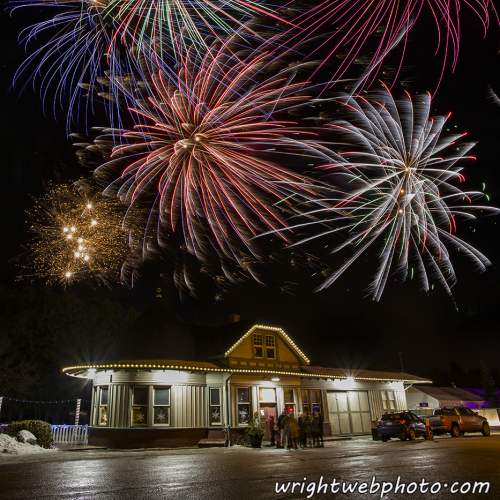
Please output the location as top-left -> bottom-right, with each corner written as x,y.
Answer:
51,425 -> 88,444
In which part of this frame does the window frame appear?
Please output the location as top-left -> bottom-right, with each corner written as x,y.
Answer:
253,333 -> 264,358
283,387 -> 295,414
381,390 -> 396,411
258,387 -> 276,403
209,388 -> 222,426
265,335 -> 276,359
301,389 -> 322,415
98,387 -> 108,426
237,387 -> 251,426
152,387 -> 171,427
131,386 -> 149,427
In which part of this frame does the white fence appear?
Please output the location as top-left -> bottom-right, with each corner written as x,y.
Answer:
51,425 -> 88,444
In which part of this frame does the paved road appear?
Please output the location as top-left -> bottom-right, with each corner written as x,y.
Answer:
0,435 -> 498,500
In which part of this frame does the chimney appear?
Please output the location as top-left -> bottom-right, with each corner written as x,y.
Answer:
228,314 -> 240,323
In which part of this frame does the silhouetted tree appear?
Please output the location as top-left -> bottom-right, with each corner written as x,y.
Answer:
479,360 -> 500,408
0,287 -> 139,399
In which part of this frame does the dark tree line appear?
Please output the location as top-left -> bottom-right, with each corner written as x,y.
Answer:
0,287 -> 139,400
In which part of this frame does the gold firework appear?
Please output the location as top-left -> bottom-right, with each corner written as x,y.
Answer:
20,181 -> 133,287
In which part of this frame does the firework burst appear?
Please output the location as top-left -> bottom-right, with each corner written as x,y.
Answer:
281,87 -> 499,300
8,0 -> 289,126
20,182 -> 133,287
90,38 -> 333,280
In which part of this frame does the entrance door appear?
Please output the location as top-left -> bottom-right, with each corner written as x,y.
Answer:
327,392 -> 351,435
259,403 -> 277,441
348,391 -> 372,433
327,391 -> 372,435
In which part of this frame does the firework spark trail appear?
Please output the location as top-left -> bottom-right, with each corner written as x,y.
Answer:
20,182 -> 133,287
89,39 -> 334,283
8,0 -> 291,128
276,87 -> 499,300
275,0 -> 498,91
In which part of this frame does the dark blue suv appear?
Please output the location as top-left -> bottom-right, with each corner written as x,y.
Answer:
377,411 -> 432,442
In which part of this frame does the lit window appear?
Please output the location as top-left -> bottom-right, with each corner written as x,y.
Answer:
132,387 -> 148,426
259,387 -> 276,402
237,387 -> 250,425
153,388 -> 170,426
302,389 -> 322,415
284,388 -> 295,413
265,335 -> 275,359
210,388 -> 221,426
253,334 -> 263,358
381,391 -> 396,410
99,387 -> 108,426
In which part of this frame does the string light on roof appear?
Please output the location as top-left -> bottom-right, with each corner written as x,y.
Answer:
224,325 -> 310,364
62,363 -> 429,383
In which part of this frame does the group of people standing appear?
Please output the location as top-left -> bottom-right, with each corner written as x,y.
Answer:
268,409 -> 324,449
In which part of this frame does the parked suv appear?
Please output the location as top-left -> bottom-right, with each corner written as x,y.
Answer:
418,407 -> 490,437
377,411 -> 432,442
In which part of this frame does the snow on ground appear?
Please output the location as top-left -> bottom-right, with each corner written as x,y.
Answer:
0,434 -> 54,455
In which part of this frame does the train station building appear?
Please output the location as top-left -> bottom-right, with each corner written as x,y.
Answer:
63,296 -> 430,448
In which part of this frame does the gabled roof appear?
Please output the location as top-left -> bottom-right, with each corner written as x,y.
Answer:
193,320 -> 310,364
414,386 -> 485,402
223,324 -> 310,364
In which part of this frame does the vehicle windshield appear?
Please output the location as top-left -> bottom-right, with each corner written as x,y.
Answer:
435,408 -> 457,416
381,413 -> 405,420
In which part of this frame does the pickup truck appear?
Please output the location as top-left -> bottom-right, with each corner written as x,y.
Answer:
417,406 -> 490,437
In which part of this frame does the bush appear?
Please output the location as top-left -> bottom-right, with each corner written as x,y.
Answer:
245,417 -> 267,437
7,420 -> 53,449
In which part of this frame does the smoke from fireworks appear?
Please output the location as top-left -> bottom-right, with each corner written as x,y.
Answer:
20,182 -> 133,287
278,87 -> 499,300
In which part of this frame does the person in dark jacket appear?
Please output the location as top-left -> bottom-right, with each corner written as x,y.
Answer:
312,410 -> 324,447
277,410 -> 287,449
268,414 -> 277,446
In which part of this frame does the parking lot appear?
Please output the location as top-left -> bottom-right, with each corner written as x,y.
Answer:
0,431 -> 499,499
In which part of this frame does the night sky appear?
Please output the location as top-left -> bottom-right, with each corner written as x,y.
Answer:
1,4 -> 500,379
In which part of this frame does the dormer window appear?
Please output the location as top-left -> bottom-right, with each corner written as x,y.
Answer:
265,335 -> 275,359
253,333 -> 263,358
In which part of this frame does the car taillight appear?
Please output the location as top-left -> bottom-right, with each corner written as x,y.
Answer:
377,420 -> 383,425
395,420 -> 406,424
440,415 -> 445,422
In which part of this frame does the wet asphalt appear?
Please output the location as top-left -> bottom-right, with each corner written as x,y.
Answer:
0,434 -> 498,500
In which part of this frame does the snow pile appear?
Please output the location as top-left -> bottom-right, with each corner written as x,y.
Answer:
17,430 -> 37,445
0,434 -> 54,455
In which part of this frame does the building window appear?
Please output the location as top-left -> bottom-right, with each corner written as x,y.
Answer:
302,389 -> 322,414
259,387 -> 276,402
265,335 -> 275,359
153,387 -> 170,426
132,387 -> 148,426
283,388 -> 295,414
381,391 -> 396,410
237,387 -> 250,425
253,334 -> 263,358
99,387 -> 108,426
210,388 -> 222,426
